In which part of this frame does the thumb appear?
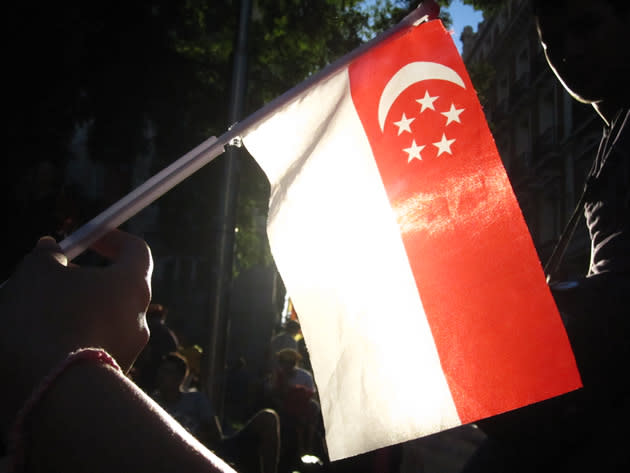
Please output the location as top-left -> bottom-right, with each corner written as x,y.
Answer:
35,236 -> 68,267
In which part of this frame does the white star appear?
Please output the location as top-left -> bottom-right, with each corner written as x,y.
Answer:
433,133 -> 456,156
441,103 -> 465,125
416,90 -> 438,113
404,140 -> 425,162
393,113 -> 415,135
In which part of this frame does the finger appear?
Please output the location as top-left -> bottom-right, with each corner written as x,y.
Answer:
1,237 -> 64,291
90,229 -> 152,273
1,236 -> 68,312
35,236 -> 68,267
88,229 -> 153,310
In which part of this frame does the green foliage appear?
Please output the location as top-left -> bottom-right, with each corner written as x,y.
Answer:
247,0 -> 369,105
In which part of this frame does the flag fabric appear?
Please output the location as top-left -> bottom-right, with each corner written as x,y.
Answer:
242,19 -> 581,461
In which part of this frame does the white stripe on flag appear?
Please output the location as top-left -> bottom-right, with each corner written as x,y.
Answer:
243,68 -> 460,460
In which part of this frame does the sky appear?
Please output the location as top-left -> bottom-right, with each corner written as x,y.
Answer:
361,0 -> 485,54
447,0 -> 485,53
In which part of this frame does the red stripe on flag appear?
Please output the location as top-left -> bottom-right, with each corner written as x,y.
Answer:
349,20 -> 581,422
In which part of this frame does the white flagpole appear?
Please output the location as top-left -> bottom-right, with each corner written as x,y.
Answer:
58,1 -> 438,261
59,135 -> 225,261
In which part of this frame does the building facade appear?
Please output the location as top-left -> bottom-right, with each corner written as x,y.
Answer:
461,0 -> 602,279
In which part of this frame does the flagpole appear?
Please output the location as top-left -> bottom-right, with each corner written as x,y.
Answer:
203,0 -> 252,425
57,1 -> 439,261
58,135 -> 225,261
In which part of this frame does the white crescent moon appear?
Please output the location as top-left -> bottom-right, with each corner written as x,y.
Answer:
378,62 -> 466,132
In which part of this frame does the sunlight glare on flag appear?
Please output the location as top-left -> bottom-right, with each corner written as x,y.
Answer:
243,17 -> 581,461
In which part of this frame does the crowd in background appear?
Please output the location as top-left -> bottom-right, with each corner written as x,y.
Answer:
131,303 -> 326,473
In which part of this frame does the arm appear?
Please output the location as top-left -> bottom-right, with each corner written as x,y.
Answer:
27,362 -> 236,472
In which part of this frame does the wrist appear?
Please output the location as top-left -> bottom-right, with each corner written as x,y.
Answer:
5,348 -> 121,471
1,344 -> 96,437
12,357 -> 236,472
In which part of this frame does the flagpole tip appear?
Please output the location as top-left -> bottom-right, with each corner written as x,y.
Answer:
420,0 -> 440,20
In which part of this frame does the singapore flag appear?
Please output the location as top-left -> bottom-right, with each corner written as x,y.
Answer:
243,19 -> 581,460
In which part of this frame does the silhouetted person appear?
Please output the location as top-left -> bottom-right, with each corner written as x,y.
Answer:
266,319 -> 302,376
131,303 -> 179,394
463,1 -> 630,471
270,320 -> 301,354
264,348 -> 321,472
